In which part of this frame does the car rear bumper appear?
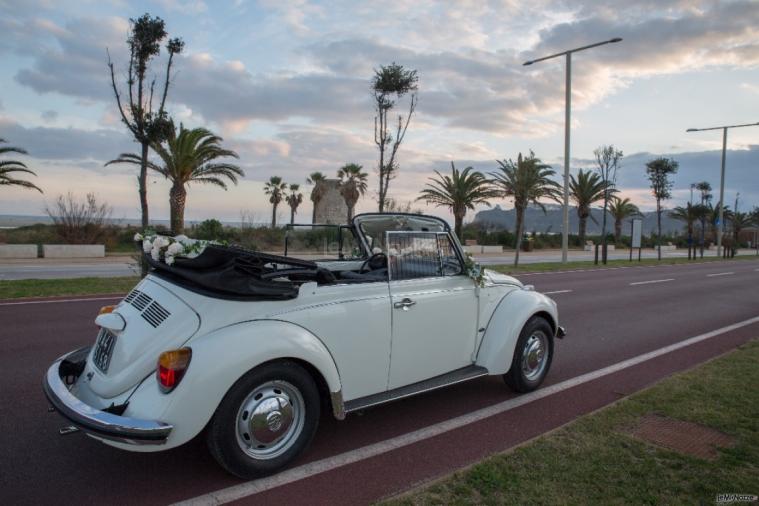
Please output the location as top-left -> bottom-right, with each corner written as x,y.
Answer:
43,347 -> 173,445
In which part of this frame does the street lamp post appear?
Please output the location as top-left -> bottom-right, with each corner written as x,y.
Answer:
686,121 -> 759,257
523,37 -> 622,263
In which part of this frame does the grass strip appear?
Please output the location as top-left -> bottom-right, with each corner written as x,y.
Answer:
386,340 -> 759,505
490,254 -> 759,274
0,276 -> 138,300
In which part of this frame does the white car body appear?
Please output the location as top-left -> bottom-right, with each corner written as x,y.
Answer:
44,213 -> 562,471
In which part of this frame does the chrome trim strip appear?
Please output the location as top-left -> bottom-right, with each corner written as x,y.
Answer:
344,365 -> 488,413
43,348 -> 173,445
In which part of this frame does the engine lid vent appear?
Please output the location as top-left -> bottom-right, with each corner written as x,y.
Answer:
129,290 -> 153,311
141,301 -> 171,328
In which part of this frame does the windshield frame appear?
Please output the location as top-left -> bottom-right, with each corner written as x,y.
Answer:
283,223 -> 368,261
352,213 -> 457,257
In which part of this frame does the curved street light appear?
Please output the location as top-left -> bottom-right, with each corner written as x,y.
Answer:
522,37 -> 623,263
686,121 -> 759,256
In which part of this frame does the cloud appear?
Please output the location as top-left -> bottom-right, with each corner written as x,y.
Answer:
40,110 -> 57,123
0,118 -> 132,161
8,1 -> 758,139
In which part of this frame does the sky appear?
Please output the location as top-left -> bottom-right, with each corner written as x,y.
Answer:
1,0 -> 758,225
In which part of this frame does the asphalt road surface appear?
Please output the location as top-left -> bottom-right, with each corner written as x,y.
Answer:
2,258 -> 758,505
2,249 -> 747,280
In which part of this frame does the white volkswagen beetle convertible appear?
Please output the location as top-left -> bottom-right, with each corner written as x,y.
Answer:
44,213 -> 564,478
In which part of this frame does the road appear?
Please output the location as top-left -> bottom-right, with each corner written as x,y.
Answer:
2,249 -> 754,280
1,258 -> 758,505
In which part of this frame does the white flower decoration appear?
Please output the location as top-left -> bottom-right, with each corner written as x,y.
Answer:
143,239 -> 153,253
167,242 -> 184,256
174,234 -> 189,243
151,247 -> 161,261
165,254 -> 175,266
134,233 -> 143,242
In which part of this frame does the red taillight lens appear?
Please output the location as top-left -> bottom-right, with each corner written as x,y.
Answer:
157,348 -> 192,393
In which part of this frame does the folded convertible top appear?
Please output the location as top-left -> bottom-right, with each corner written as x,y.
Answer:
145,245 -> 328,300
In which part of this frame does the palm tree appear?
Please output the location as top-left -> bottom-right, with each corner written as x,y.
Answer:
732,211 -> 754,251
417,162 -> 499,241
264,176 -> 288,228
695,181 -> 712,256
568,169 -> 607,246
491,152 -> 560,267
107,126 -> 242,234
0,139 -> 42,193
285,184 -> 303,225
337,163 -> 369,221
669,203 -> 707,259
608,196 -> 641,245
306,172 -> 327,224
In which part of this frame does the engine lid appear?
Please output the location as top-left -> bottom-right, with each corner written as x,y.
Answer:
88,278 -> 200,398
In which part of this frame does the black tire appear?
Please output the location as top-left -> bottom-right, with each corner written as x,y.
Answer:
206,360 -> 320,479
503,316 -> 554,393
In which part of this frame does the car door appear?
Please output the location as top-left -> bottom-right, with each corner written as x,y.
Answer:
386,231 -> 479,389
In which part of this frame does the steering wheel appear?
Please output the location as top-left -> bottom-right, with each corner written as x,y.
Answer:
359,252 -> 387,273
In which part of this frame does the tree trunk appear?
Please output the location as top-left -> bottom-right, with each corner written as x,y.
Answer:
138,141 -> 150,277
169,182 -> 186,235
614,218 -> 622,246
656,200 -> 662,260
290,206 -> 295,225
454,211 -> 464,243
514,207 -> 524,267
139,141 -> 150,229
271,203 -> 277,228
601,195 -> 609,263
311,198 -> 317,224
578,215 -> 587,246
347,204 -> 355,222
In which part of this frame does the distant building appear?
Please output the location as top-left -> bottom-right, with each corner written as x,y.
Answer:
314,179 -> 348,225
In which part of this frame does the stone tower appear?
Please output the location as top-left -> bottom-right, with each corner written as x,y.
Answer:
313,179 -> 349,225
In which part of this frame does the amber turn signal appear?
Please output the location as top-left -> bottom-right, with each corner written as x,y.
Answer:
98,305 -> 116,315
157,348 -> 192,393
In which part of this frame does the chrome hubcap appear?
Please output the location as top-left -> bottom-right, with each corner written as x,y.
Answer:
235,380 -> 305,460
521,331 -> 548,381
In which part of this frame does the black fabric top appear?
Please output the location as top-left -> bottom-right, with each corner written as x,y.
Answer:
145,244 -> 327,300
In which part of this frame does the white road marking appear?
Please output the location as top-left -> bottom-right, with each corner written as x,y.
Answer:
543,289 -> 572,295
707,272 -> 734,277
0,296 -> 122,306
173,315 -> 759,506
629,278 -> 675,286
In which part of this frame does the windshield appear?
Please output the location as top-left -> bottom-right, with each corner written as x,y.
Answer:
354,214 -> 449,254
284,224 -> 365,261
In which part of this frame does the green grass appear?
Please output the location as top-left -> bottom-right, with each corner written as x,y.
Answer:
490,253 -> 759,274
0,276 -> 139,300
386,341 -> 759,505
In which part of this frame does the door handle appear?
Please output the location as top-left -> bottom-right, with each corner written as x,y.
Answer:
393,298 -> 416,310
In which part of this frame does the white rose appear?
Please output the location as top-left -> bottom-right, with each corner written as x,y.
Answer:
167,242 -> 184,255
165,254 -> 175,265
143,239 -> 153,253
154,236 -> 169,249
134,233 -> 143,242
151,247 -> 161,261
174,234 -> 189,243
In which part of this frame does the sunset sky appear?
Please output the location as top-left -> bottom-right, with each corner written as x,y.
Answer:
1,0 -> 758,224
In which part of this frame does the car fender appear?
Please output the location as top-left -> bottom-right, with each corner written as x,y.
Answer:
106,319 -> 342,452
475,289 -> 559,375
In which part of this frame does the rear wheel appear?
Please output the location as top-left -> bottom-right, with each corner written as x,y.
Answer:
504,316 -> 554,393
206,361 -> 320,478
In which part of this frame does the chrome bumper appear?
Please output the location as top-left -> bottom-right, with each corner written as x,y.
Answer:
43,347 -> 173,445
557,326 -> 567,339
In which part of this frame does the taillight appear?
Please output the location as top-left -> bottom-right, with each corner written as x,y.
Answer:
157,348 -> 192,393
99,305 -> 116,315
